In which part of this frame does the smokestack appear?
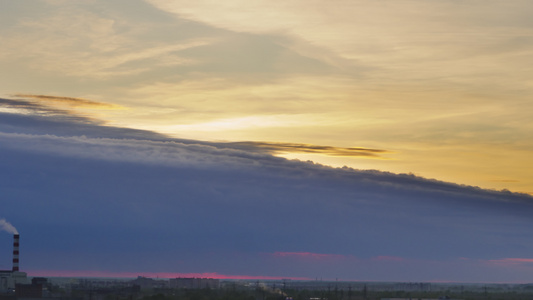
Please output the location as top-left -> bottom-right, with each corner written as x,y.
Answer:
13,234 -> 19,272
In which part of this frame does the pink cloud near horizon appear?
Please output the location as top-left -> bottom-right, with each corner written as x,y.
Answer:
485,258 -> 533,266
27,270 -> 310,280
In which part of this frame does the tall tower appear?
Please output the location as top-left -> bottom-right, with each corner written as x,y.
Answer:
13,234 -> 19,272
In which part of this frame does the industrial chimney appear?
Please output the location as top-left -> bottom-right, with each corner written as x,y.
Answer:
13,234 -> 19,272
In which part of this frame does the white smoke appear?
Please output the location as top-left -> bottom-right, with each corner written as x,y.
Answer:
0,218 -> 18,234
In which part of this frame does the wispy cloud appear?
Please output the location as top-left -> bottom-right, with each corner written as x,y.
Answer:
269,252 -> 406,263
270,252 -> 348,260
0,97 -> 100,124
227,141 -> 389,158
490,179 -> 520,183
0,97 -> 50,112
0,3 -> 211,79
0,96 -> 114,125
485,258 -> 533,266
13,94 -> 121,109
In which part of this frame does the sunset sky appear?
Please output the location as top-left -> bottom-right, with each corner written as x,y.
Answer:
2,0 -> 533,282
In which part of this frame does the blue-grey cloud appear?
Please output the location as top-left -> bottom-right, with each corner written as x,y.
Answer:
1,108 -> 533,282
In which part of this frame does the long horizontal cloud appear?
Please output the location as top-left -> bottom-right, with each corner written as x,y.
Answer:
270,252 -> 348,260
224,141 -> 389,158
1,102 -> 530,204
1,96 -> 389,160
27,270 -> 309,281
485,258 -> 533,266
0,97 -> 105,127
13,94 -> 121,109
0,131 -> 283,171
2,129 -> 530,204
0,97 -> 70,115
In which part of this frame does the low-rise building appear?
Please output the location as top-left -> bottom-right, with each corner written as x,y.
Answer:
169,278 -> 220,289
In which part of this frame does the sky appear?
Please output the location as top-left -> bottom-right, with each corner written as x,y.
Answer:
1,0 -> 533,282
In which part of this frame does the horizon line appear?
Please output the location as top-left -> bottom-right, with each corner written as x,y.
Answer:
24,270 -> 533,285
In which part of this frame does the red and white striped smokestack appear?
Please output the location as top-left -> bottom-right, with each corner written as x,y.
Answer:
13,234 -> 19,272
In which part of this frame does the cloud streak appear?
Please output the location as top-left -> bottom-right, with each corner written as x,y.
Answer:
0,97 -> 105,126
485,258 -> 533,266
225,141 -> 390,158
13,94 -> 121,109
271,252 -> 348,260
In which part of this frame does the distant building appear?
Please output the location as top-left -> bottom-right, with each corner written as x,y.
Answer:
130,276 -> 157,290
130,276 -> 168,290
1,234 -> 29,294
16,283 -> 43,298
169,278 -> 220,289
31,278 -> 48,286
0,270 -> 29,293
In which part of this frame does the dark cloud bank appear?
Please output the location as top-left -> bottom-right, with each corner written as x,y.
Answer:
1,99 -> 533,282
